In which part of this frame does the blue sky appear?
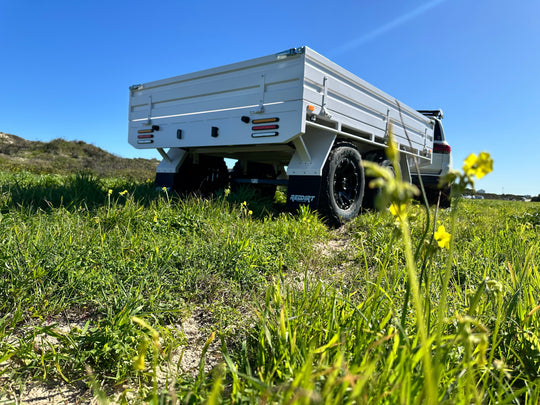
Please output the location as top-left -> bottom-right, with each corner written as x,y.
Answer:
1,0 -> 539,195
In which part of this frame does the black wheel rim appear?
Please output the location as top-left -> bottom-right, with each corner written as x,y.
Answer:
333,157 -> 359,210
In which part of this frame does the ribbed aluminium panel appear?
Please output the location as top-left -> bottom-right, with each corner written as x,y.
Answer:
302,47 -> 433,161
128,51 -> 306,149
128,47 -> 433,163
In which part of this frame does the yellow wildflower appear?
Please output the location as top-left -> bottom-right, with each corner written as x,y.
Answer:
108,189 -> 113,195
463,152 -> 493,179
434,225 -> 451,249
119,190 -> 128,196
389,202 -> 407,221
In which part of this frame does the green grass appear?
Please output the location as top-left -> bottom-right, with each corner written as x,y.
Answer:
0,170 -> 539,403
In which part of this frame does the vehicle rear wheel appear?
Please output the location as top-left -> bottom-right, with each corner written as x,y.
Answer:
319,142 -> 365,225
438,186 -> 451,208
421,186 -> 451,208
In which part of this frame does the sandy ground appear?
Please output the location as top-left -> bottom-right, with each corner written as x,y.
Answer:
0,309 -> 222,404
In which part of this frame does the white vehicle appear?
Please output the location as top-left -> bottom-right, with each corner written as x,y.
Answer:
128,47 -> 443,223
410,110 -> 453,207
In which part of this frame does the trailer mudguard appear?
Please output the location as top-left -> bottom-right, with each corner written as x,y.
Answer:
287,128 -> 336,176
285,127 -> 336,211
155,147 -> 187,188
286,175 -> 323,211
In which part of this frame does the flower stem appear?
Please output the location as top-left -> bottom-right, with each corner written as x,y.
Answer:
400,218 -> 437,404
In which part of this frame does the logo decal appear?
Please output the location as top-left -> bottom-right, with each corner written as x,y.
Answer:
290,194 -> 316,203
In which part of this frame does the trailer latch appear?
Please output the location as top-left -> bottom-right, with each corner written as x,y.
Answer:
276,47 -> 305,59
129,84 -> 143,92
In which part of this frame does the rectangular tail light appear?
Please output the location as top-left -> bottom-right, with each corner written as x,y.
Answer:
433,143 -> 451,154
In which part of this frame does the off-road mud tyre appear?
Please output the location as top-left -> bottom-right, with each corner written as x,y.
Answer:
319,142 -> 365,226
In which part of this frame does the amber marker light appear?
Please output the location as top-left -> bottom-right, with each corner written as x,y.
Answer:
137,125 -> 160,134
252,117 -> 279,124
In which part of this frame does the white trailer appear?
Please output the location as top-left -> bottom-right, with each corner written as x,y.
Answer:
128,47 -> 438,223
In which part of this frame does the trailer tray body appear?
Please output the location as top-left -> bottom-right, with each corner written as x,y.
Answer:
129,47 -> 432,165
128,47 -> 437,223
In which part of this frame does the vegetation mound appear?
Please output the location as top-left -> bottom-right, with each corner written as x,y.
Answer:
0,131 -> 157,181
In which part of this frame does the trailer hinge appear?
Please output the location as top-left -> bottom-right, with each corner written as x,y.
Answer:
384,109 -> 390,141
319,76 -> 332,118
423,128 -> 430,155
251,74 -> 266,114
145,95 -> 153,125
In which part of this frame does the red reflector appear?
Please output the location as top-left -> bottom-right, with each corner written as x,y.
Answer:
433,143 -> 451,154
137,134 -> 153,139
252,124 -> 279,130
